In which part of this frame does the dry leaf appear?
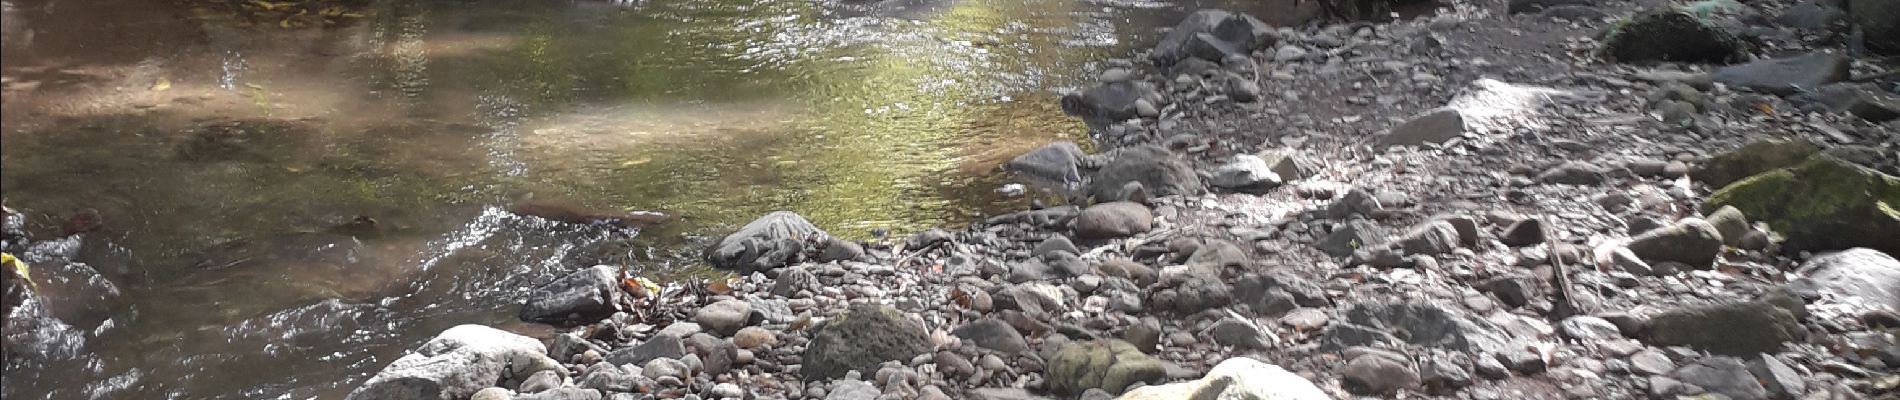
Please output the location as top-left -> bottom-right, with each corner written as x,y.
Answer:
151,78 -> 171,91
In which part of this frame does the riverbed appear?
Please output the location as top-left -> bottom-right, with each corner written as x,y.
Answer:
0,0 -> 1314,397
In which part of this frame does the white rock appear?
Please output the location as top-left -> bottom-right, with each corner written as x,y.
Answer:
1116,358 -> 1328,400
348,325 -> 562,400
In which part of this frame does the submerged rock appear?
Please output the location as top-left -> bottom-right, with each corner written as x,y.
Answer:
518,265 -> 624,326
1599,10 -> 1748,64
802,303 -> 932,380
706,212 -> 828,273
1007,141 -> 1089,192
1707,155 -> 1900,255
1115,358 -> 1328,400
348,325 -> 562,400
1063,81 -> 1166,124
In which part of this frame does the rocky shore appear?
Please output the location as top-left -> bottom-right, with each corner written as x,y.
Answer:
342,0 -> 1900,399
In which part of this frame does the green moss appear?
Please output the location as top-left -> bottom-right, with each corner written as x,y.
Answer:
1708,155 -> 1900,254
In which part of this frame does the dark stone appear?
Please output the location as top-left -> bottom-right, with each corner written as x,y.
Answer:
519,265 -> 625,326
1062,81 -> 1164,124
1086,146 -> 1204,202
1479,275 -> 1536,309
1599,10 -> 1749,64
1150,9 -> 1276,68
1006,142 -> 1088,191
1500,218 -> 1547,247
802,303 -> 933,380
954,318 -> 1031,354
1646,301 -> 1803,355
1163,266 -> 1232,314
1625,218 -> 1724,269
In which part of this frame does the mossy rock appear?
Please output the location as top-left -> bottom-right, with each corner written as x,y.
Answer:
800,303 -> 932,381
1599,9 -> 1749,64
1048,339 -> 1167,395
1693,138 -> 1820,190
1707,154 -> 1900,255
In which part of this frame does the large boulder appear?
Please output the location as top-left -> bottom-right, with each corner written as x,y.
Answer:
1707,155 -> 1900,255
1114,357 -> 1328,400
1149,9 -> 1276,69
519,265 -> 624,326
1599,9 -> 1748,64
1320,302 -> 1509,354
1625,218 -> 1725,269
1711,51 -> 1850,95
706,212 -> 829,273
347,325 -> 563,400
1062,81 -> 1165,124
1374,108 -> 1466,149
1794,248 -> 1900,311
801,303 -> 932,380
1693,139 -> 1820,189
1006,142 -> 1089,191
1849,0 -> 1900,54
1645,301 -> 1803,355
1048,339 -> 1167,396
1087,146 -> 1204,202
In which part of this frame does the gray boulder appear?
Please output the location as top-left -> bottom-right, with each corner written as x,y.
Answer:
1646,301 -> 1803,355
1599,10 -> 1749,64
693,299 -> 753,337
1397,221 -> 1461,256
802,303 -> 932,380
1625,218 -> 1724,269
1375,108 -> 1466,149
1341,353 -> 1420,395
519,265 -> 624,326
1006,142 -> 1088,191
1711,51 -> 1850,95
347,325 -> 563,400
707,212 -> 828,273
1149,9 -> 1276,68
1087,146 -> 1204,201
1794,248 -> 1900,311
953,318 -> 1031,354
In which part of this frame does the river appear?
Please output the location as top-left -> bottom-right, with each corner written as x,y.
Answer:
0,0 -> 1315,397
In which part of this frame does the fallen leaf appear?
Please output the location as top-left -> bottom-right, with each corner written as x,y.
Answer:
151,78 -> 171,91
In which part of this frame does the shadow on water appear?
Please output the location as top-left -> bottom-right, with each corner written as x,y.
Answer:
0,0 -> 1359,396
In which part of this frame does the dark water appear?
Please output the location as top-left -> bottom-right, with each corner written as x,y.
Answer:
0,0 -> 1316,397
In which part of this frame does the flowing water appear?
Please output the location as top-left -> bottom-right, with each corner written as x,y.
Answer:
0,0 -> 1318,397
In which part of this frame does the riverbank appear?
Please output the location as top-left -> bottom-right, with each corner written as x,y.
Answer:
347,0 -> 1900,398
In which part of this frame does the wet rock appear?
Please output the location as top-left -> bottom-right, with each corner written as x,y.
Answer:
1694,139 -> 1819,189
1207,154 -> 1282,193
1149,9 -> 1276,68
1707,155 -> 1900,255
707,212 -> 828,273
1712,51 -> 1850,96
1320,302 -> 1509,354
803,303 -> 932,380
694,299 -> 752,337
1499,218 -> 1546,247
906,228 -> 955,251
1793,248 -> 1900,311
518,266 -> 625,326
1646,301 -> 1802,355
1537,161 -> 1606,185
1318,219 -> 1390,258
606,334 -> 685,367
1062,81 -> 1165,124
1674,356 -> 1769,400
1625,218 -> 1723,269
1047,339 -> 1166,395
1006,142 -> 1088,191
1342,353 -> 1420,395
1074,202 -> 1153,239
954,318 -> 1030,354
1559,316 -> 1624,340
1598,10 -> 1748,64
1747,354 -> 1805,400
1375,108 -> 1466,149
348,325 -> 562,400
1087,146 -> 1204,201
1118,357 -> 1327,400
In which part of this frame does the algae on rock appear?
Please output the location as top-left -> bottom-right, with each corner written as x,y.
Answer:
1707,155 -> 1900,255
